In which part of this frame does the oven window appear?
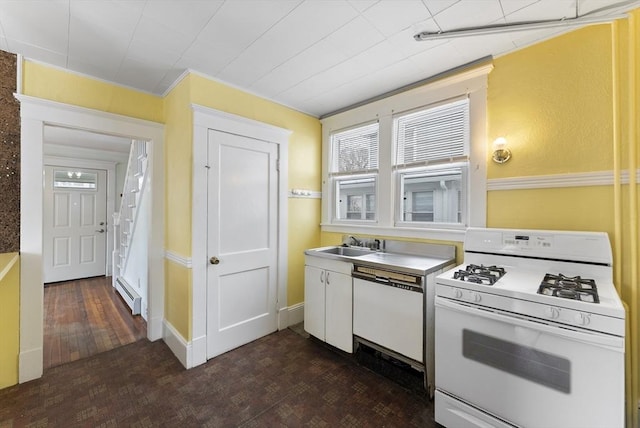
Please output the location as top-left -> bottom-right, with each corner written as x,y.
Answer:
462,329 -> 571,393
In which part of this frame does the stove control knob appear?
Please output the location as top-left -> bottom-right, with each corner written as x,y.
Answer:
453,288 -> 463,299
546,306 -> 560,319
472,292 -> 482,303
575,312 -> 591,326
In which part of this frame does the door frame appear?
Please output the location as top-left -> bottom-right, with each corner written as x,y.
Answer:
44,157 -> 117,278
17,94 -> 165,383
190,104 -> 290,368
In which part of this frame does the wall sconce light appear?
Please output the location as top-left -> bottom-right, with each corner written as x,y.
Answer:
492,137 -> 511,164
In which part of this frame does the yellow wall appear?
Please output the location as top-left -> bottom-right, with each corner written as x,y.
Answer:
23,61 -> 163,123
0,253 -> 19,389
161,74 -> 322,339
319,14 -> 639,423
487,17 -> 639,424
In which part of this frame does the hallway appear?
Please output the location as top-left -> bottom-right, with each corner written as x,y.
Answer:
43,276 -> 146,369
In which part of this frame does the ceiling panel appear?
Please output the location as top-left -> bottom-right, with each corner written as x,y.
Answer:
250,40 -> 350,97
433,0 -> 505,30
421,0 -> 461,16
7,38 -> 67,68
505,0 -> 578,22
0,0 -> 69,55
117,57 -> 168,93
361,0 -> 432,36
0,0 -> 636,116
324,16 -> 386,57
217,0 -> 358,86
139,0 -> 224,39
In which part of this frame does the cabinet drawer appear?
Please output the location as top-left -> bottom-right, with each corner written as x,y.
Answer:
304,255 -> 352,275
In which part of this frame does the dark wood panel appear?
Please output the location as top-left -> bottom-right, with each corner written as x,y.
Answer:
43,276 -> 146,369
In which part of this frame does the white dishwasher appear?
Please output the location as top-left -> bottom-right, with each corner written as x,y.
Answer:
351,246 -> 455,398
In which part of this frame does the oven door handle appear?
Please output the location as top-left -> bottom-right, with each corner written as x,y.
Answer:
435,297 -> 624,350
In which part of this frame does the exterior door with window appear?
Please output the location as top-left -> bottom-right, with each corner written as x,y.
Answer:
206,129 -> 279,359
43,166 -> 107,283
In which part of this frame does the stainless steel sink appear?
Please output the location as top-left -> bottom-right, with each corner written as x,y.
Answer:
315,246 -> 374,257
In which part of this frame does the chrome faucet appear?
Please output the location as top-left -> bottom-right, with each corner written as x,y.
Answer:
347,235 -> 362,247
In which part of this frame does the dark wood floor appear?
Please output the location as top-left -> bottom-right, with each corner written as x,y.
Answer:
1,328 -> 438,427
43,276 -> 146,369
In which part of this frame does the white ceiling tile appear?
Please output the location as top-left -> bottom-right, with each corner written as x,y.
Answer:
452,33 -> 516,62
324,16 -> 386,58
127,16 -> 194,67
408,40 -> 465,76
117,57 -> 167,93
141,1 -> 224,39
250,40 -> 349,97
6,38 -> 67,68
68,2 -> 138,68
278,55 -> 375,103
67,56 -> 120,81
218,0 -> 358,86
362,0 -> 432,36
347,0 -> 380,13
505,0 -> 577,22
498,0 -> 540,16
421,0 -> 461,16
433,0 -> 504,30
349,58 -> 426,95
185,0 -> 301,75
0,0 -> 69,55
387,25 -> 445,57
154,68 -> 186,94
577,0 -> 624,14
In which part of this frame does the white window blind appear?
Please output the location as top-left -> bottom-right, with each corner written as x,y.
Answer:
331,122 -> 379,174
395,98 -> 469,167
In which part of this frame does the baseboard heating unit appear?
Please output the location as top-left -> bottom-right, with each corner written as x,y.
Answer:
115,277 -> 141,315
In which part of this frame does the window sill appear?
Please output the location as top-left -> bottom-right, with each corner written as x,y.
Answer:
320,223 -> 466,242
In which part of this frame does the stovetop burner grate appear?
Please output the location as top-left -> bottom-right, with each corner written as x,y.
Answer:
453,264 -> 506,285
537,273 -> 599,303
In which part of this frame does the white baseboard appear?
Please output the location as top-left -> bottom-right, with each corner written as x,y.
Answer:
19,347 -> 43,384
278,302 -> 304,330
287,302 -> 304,326
163,320 -> 190,369
164,304 -> 304,370
147,314 -> 163,341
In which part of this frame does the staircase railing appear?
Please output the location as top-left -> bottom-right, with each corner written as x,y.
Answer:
112,140 -> 148,314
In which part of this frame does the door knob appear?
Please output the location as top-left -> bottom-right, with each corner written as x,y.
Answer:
210,256 -> 220,265
95,229 -> 105,233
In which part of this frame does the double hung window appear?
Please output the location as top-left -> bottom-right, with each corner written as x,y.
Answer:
321,63 -> 489,240
394,98 -> 469,226
329,122 -> 379,221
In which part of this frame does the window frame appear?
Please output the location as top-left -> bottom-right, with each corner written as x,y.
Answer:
320,63 -> 491,242
328,121 -> 380,225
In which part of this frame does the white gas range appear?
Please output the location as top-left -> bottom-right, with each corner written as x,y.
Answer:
434,228 -> 625,428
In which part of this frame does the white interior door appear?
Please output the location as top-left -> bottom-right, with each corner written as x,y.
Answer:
43,166 -> 107,283
206,129 -> 278,358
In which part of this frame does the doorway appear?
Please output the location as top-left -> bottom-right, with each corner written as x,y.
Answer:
18,95 -> 164,383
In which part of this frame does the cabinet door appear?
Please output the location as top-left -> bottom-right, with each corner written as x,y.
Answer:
325,271 -> 353,353
304,265 -> 325,340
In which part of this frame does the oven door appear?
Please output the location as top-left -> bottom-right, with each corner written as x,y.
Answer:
435,297 -> 624,428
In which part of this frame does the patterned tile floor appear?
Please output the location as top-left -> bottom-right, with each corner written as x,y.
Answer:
0,327 -> 438,427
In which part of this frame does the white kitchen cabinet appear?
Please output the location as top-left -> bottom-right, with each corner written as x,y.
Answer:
304,255 -> 353,353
